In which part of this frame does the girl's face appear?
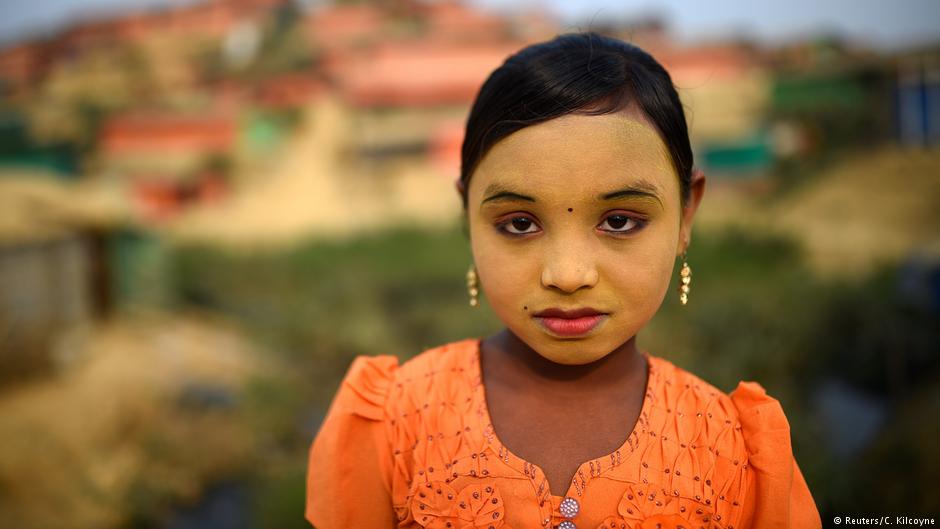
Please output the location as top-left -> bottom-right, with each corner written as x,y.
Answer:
466,110 -> 701,365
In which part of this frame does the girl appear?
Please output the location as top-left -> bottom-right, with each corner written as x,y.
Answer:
306,33 -> 821,529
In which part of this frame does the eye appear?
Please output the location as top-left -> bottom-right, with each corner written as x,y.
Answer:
497,215 -> 541,236
598,213 -> 644,234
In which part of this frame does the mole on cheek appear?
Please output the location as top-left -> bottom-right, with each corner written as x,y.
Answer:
567,207 -> 573,212
523,305 -> 528,311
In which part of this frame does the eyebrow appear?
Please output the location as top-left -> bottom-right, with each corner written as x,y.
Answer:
480,184 -> 536,206
480,179 -> 664,209
600,180 -> 664,207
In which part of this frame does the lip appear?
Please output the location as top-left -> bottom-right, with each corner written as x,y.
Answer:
532,307 -> 608,337
533,307 -> 605,319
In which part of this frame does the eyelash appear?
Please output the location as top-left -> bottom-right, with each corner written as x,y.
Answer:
495,212 -> 648,237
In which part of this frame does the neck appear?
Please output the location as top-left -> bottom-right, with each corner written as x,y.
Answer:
483,328 -> 644,393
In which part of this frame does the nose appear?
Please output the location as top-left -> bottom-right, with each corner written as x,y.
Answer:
540,237 -> 599,294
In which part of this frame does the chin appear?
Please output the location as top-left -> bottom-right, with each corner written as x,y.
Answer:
518,331 -> 626,366
547,351 -> 606,366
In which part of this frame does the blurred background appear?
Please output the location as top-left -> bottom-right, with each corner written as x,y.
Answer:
0,0 -> 938,527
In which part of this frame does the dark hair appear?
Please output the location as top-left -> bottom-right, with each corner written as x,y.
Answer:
459,32 -> 693,208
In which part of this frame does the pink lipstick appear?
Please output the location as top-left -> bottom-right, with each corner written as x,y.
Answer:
532,307 -> 608,337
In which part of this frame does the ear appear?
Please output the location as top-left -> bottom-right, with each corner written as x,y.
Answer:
455,178 -> 466,197
677,168 -> 706,255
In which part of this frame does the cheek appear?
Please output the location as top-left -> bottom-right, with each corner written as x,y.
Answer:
600,224 -> 679,311
470,231 -> 536,309
604,251 -> 674,314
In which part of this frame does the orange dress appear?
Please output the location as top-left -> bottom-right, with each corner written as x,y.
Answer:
305,338 -> 821,529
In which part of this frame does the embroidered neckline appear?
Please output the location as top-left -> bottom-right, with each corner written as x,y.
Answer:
469,338 -> 658,504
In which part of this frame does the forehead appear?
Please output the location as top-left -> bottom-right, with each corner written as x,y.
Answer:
469,112 -> 678,203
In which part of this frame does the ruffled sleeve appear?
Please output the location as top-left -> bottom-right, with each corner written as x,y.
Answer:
731,381 -> 821,529
305,355 -> 399,528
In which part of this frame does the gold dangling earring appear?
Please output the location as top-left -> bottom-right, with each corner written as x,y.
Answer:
678,253 -> 691,305
466,264 -> 479,307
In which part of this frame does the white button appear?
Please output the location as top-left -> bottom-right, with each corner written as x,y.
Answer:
557,521 -> 577,529
559,497 -> 580,518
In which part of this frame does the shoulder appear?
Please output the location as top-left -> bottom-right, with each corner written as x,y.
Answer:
647,354 -> 791,430
386,338 -> 480,419
337,338 -> 479,421
395,337 -> 479,383
333,354 -> 399,420
646,357 -> 821,526
645,353 -> 803,483
646,354 -> 741,425
643,353 -> 801,475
